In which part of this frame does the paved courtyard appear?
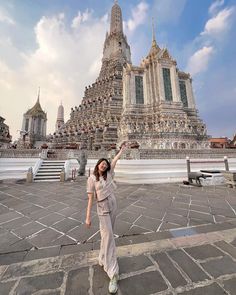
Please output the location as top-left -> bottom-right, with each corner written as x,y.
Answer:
0,179 -> 236,294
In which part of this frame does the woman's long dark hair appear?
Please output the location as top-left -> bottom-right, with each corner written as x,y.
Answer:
93,158 -> 111,181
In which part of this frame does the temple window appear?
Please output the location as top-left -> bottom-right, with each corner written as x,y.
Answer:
135,75 -> 144,104
179,80 -> 188,107
162,68 -> 173,101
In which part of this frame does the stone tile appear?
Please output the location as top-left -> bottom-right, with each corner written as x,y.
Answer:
189,211 -> 214,223
58,207 -> 78,217
168,249 -> 209,283
160,222 -> 182,230
0,239 -> 33,254
125,225 -> 150,235
51,218 -> 81,233
92,264 -> 110,295
12,221 -> 45,238
177,283 -> 226,295
24,246 -> 60,261
15,272 -> 64,295
50,235 -> 76,247
190,204 -> 211,213
194,223 -> 229,234
214,240 -> 236,259
125,205 -> 145,215
2,256 -> 61,280
65,267 -> 90,295
119,271 -> 168,295
167,208 -> 189,217
19,204 -> 43,215
211,207 -> 236,218
0,281 -> 16,295
28,228 -> 62,248
134,215 -> 161,231
38,213 -> 65,226
47,203 -> 68,212
1,216 -> 31,230
67,224 -> 99,243
119,255 -> 153,274
184,244 -> 224,260
60,243 -> 92,255
27,208 -> 51,220
222,277 -> 236,295
114,219 -> 132,236
152,252 -> 187,288
201,256 -> 236,278
0,211 -> 22,224
144,208 -> 166,220
188,218 -> 209,226
0,251 -> 27,265
0,232 -> 20,249
117,211 -> 141,223
164,213 -> 188,226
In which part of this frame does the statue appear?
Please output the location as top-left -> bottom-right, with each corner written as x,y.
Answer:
77,150 -> 87,176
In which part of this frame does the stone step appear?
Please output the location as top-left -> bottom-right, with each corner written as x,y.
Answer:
39,168 -> 63,171
34,175 -> 60,180
34,179 -> 60,182
36,172 -> 61,176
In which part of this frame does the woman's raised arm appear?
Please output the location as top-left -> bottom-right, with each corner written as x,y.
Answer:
111,143 -> 127,171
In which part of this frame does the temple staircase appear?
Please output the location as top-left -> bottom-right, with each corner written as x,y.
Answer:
34,160 -> 65,182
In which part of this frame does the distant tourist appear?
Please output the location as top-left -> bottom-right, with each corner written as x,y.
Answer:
85,143 -> 127,294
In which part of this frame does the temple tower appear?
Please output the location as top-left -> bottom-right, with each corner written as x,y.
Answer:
19,89 -> 47,148
52,0 -> 131,150
55,103 -> 64,132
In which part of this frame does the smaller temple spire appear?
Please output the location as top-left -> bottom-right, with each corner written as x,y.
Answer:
37,87 -> 40,103
152,17 -> 155,41
152,17 -> 157,47
147,17 -> 160,57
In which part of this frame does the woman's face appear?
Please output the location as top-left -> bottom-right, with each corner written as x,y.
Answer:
98,160 -> 108,173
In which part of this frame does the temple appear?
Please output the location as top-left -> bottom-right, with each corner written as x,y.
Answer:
18,89 -> 47,148
50,1 -> 209,150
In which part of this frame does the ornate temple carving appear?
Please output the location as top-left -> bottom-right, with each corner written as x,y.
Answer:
51,1 -> 209,150
0,116 -> 11,148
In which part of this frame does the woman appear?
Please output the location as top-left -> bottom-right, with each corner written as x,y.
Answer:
86,144 -> 126,294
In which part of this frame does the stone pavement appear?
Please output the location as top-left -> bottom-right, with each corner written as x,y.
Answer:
0,179 -> 236,294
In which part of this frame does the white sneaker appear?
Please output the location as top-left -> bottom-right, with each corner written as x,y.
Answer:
108,275 -> 118,294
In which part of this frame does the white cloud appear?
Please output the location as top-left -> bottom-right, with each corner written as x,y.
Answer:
201,7 -> 235,36
186,46 -> 214,76
71,9 -> 92,29
0,7 -> 15,25
0,11 -> 108,140
124,2 -> 149,33
209,0 -> 224,15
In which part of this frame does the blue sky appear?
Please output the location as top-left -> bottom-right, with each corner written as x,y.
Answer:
0,0 -> 235,140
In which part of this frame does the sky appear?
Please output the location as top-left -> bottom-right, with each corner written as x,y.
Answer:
0,0 -> 235,141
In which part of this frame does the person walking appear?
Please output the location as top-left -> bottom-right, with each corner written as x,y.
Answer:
85,144 -> 127,294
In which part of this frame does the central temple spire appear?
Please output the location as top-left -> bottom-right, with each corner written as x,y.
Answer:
110,0 -> 123,34
99,1 -> 131,78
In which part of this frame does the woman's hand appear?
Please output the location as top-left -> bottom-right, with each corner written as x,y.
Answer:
85,217 -> 91,228
120,141 -> 128,151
